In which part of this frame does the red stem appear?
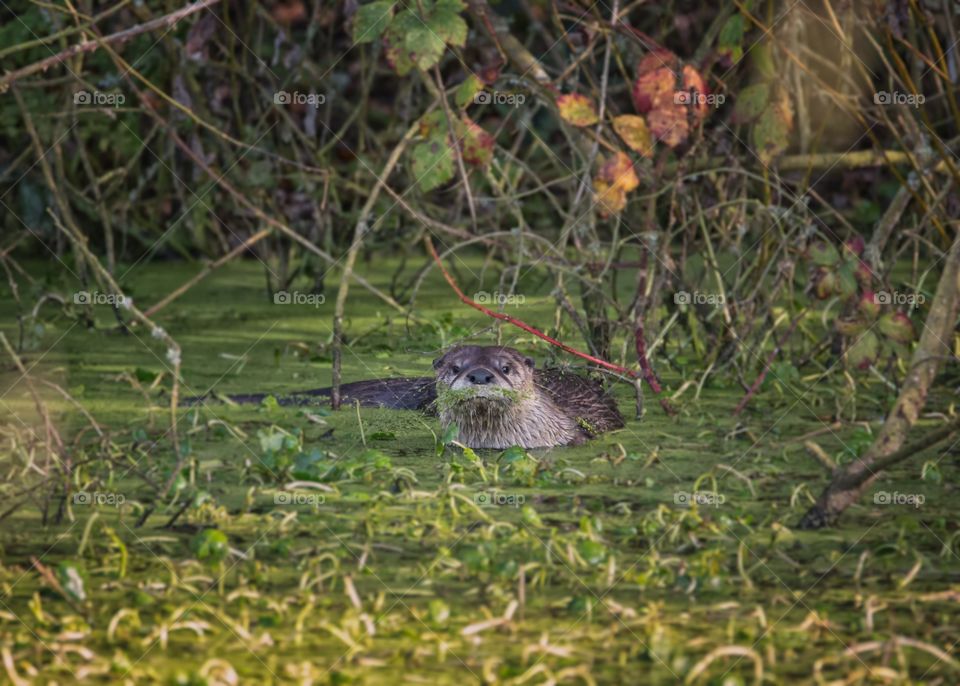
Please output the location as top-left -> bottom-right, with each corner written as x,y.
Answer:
425,236 -> 638,377
427,237 -> 676,416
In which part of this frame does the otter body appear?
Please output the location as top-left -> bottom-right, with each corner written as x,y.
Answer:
204,346 -> 624,449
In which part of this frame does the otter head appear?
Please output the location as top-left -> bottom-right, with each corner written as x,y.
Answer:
432,345 -> 535,405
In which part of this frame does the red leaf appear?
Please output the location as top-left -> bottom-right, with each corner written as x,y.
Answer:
648,108 -> 689,148
460,117 -> 494,166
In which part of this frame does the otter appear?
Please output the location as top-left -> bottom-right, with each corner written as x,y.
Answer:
198,346 -> 624,449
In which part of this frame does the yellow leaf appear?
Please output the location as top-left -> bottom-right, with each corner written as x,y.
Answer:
556,93 -> 599,127
612,115 -> 654,157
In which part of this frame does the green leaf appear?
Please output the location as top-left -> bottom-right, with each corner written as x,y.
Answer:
428,0 -> 468,47
753,98 -> 791,163
428,599 -> 450,626
499,446 -> 527,466
353,1 -> 394,44
733,83 -> 769,124
441,422 -> 459,444
835,317 -> 868,336
521,505 -> 544,528
384,10 -> 420,75
384,0 -> 465,73
808,241 -> 840,267
750,43 -> 776,80
405,24 -> 446,71
577,540 -> 608,566
192,529 -> 230,564
921,461 -> 942,484
877,312 -> 915,344
455,75 -> 483,108
717,14 -> 745,61
567,596 -> 593,616
411,137 -> 454,191
846,330 -> 879,370
836,261 -> 858,298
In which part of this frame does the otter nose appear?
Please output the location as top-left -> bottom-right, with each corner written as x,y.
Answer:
467,369 -> 494,385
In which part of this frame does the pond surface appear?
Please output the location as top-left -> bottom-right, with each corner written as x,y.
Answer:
1,260 -> 957,684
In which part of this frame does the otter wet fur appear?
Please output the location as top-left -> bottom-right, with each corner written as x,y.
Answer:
191,345 -> 624,449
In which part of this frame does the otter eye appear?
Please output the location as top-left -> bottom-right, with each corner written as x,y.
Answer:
451,365 -> 461,374
501,364 -> 511,374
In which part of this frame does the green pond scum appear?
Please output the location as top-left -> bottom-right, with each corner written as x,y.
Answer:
1,261 -> 958,685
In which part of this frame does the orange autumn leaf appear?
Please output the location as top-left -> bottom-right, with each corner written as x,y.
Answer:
648,108 -> 689,148
681,64 -> 709,120
594,180 -> 628,215
556,93 -> 599,127
631,50 -> 679,114
593,152 -> 639,216
631,50 -> 711,148
611,115 -> 654,157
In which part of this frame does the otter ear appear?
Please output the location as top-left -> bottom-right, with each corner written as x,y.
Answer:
524,357 -> 535,369
433,353 -> 446,370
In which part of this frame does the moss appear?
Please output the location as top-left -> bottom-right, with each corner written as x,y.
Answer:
434,384 -> 529,411
0,260 -> 956,683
